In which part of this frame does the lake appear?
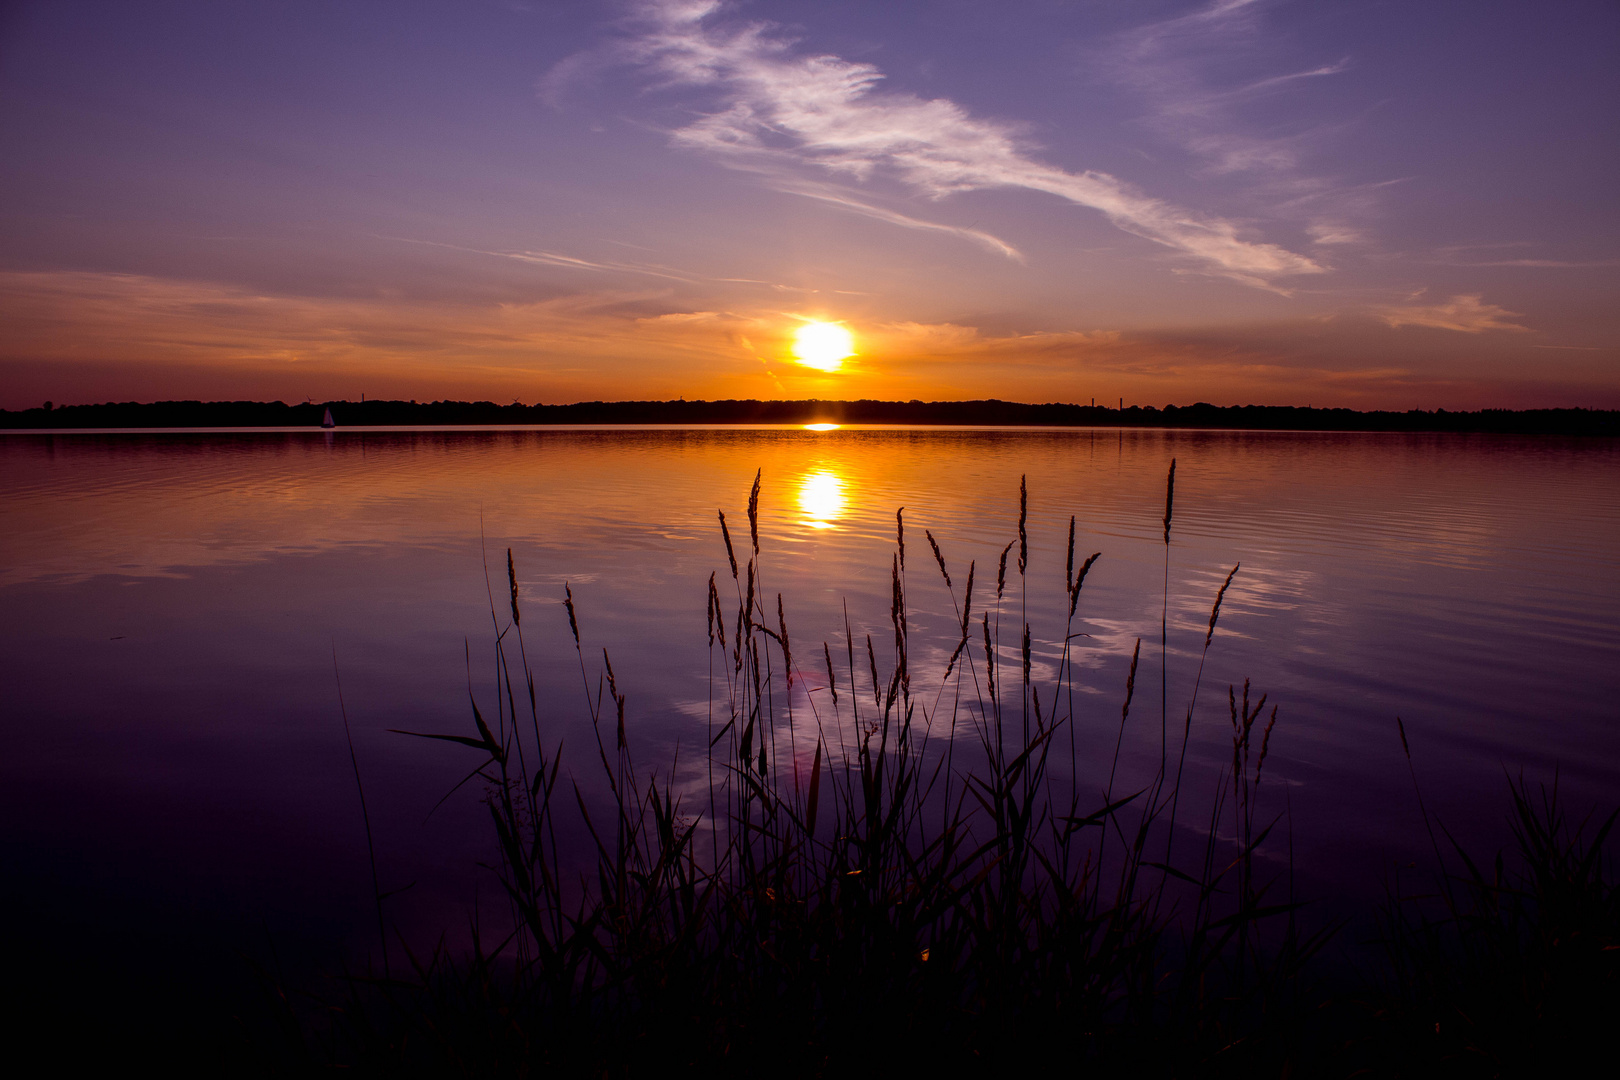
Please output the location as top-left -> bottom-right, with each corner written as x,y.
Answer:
3,425 -> 1618,1005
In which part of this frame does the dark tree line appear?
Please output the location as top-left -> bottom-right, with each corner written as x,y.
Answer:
4,397 -> 1617,435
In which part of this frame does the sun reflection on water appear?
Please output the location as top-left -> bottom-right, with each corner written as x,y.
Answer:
797,469 -> 846,530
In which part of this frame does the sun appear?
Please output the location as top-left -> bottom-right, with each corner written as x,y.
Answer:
792,322 -> 855,372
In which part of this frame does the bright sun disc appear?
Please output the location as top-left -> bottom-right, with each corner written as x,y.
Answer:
792,322 -> 855,372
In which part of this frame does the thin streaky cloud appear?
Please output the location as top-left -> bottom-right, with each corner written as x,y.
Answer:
1235,61 -> 1353,96
771,182 -> 1024,261
403,236 -> 871,296
1123,0 -> 1267,56
1436,242 -> 1538,252
506,250 -> 696,282
690,150 -> 1023,258
384,235 -> 697,282
1375,294 -> 1530,334
1272,176 -> 1414,213
1156,59 -> 1352,120
602,0 -> 1320,287
1439,259 -> 1620,269
712,278 -> 866,295
506,250 -> 614,272
1307,223 -> 1363,245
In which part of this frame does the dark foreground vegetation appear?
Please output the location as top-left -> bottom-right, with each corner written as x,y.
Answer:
234,470 -> 1617,1078
6,397 -> 1620,434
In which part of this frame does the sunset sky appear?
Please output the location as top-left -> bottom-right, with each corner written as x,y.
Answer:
1,0 -> 1616,410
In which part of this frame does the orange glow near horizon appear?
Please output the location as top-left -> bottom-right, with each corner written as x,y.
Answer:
3,270 -> 1612,411
804,422 -> 840,431
791,322 -> 855,372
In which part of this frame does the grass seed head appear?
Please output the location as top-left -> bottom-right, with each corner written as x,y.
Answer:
926,528 -> 950,588
1163,458 -> 1177,546
718,510 -> 738,579
747,469 -> 761,554
1018,474 -> 1028,575
506,548 -> 520,627
1207,563 -> 1239,648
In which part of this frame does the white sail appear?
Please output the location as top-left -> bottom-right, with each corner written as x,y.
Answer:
321,407 -> 335,428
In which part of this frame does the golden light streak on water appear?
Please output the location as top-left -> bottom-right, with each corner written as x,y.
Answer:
796,468 -> 846,529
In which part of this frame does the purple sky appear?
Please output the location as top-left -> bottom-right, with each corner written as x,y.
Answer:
2,0 -> 1616,409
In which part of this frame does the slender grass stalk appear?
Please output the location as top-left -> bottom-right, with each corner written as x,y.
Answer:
332,646 -> 388,979
1161,457 -> 1175,777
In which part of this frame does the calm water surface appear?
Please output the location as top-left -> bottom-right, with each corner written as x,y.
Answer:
3,426 -> 1618,978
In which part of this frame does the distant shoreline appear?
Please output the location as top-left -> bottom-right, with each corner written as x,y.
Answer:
4,398 -> 1617,435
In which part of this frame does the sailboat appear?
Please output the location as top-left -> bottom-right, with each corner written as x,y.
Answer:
321,407 -> 335,429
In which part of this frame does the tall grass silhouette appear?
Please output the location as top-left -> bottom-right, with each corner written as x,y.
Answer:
287,470 -> 1614,1077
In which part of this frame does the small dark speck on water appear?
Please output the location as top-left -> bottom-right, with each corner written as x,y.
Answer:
110,636 -> 124,640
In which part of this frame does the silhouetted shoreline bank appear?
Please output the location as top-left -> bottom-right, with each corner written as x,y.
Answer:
5,398 -> 1618,435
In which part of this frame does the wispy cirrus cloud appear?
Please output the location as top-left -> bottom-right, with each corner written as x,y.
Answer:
1108,0 -> 1341,174
1104,0 -> 1366,248
1375,294 -> 1530,333
565,0 -> 1323,288
1423,242 -> 1620,270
